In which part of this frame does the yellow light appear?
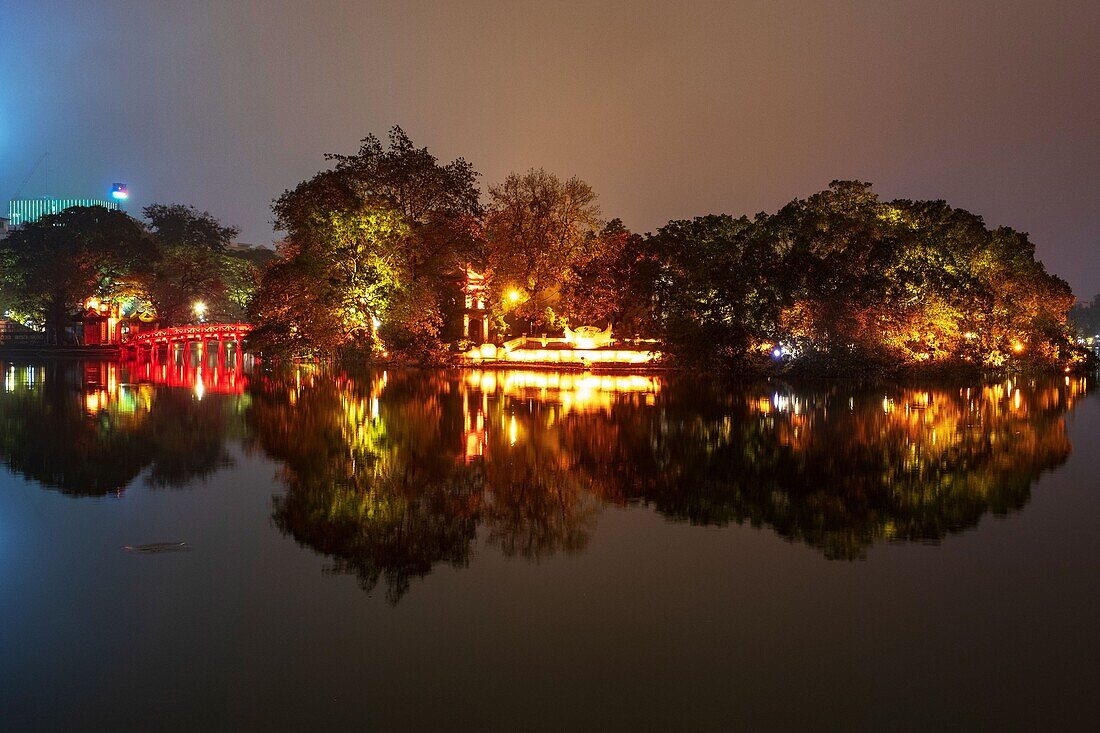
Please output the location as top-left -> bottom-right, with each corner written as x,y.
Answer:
507,289 -> 521,303
1012,341 -> 1024,353
193,301 -> 207,316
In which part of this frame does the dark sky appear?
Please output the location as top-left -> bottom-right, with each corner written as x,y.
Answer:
2,1 -> 1098,295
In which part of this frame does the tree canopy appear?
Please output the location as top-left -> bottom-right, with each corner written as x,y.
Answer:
646,181 -> 1082,373
0,203 -> 263,340
250,127 -> 482,360
0,206 -> 152,342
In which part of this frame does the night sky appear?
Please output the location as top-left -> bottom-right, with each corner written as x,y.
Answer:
2,1 -> 1097,296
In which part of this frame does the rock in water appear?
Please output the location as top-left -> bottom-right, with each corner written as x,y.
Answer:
123,542 -> 187,553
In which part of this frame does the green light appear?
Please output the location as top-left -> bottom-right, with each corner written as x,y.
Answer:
7,198 -> 120,226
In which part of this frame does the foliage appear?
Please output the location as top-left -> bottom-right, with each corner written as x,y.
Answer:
142,204 -> 241,326
558,219 -> 657,333
251,128 -> 481,360
221,248 -> 275,320
328,125 -> 483,283
485,168 -> 602,331
648,181 -> 1082,374
0,206 -> 152,343
647,213 -> 780,369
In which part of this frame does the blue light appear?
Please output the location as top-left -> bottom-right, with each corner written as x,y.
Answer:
110,183 -> 128,200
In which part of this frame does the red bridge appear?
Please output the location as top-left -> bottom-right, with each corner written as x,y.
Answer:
125,323 -> 252,368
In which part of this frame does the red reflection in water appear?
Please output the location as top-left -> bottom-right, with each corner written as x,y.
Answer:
120,358 -> 249,395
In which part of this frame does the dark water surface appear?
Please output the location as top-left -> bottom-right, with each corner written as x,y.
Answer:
1,361 -> 1097,730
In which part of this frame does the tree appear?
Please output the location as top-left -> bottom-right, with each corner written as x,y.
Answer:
251,128 -> 483,360
221,246 -> 277,321
328,125 -> 482,284
646,213 -> 782,368
0,206 -> 152,343
485,168 -> 602,330
250,181 -> 408,358
142,204 -> 240,325
558,219 -> 657,333
642,180 -> 1082,373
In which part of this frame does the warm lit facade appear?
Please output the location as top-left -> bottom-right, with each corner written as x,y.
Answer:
81,298 -> 159,346
458,269 -> 662,367
462,265 -> 490,343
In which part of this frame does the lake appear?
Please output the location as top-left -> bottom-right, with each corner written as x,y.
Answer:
1,361 -> 1097,730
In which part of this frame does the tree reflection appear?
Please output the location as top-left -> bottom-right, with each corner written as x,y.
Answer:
0,360 -> 245,495
253,368 -> 1086,601
250,370 -> 481,602
619,381 -> 1078,559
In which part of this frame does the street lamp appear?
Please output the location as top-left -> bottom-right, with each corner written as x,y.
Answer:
508,289 -> 521,303
193,301 -> 207,323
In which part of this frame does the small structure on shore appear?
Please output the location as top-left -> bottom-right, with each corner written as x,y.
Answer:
462,323 -> 661,367
81,298 -> 159,346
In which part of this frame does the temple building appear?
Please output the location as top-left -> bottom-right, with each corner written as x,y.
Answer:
81,298 -> 159,345
462,265 -> 489,343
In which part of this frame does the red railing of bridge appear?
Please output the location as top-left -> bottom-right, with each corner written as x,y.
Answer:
127,322 -> 252,347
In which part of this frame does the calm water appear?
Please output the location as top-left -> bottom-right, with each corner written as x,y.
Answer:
1,361 -> 1097,730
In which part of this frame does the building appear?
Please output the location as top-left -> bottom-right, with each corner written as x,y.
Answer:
81,298 -> 159,346
7,198 -> 120,227
0,216 -> 9,239
462,265 -> 490,343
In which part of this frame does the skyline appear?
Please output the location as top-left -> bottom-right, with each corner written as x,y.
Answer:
2,1 -> 1098,296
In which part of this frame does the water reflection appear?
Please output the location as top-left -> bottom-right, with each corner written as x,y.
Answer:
248,368 -> 1086,601
1,361 -> 1086,595
0,360 -> 248,495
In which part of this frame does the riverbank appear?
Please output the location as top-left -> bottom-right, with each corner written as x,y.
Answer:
0,345 -> 121,359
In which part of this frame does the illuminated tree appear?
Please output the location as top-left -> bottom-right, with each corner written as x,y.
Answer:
141,204 -> 241,325
249,171 -> 407,357
328,125 -> 483,284
0,206 -> 152,343
251,128 -> 482,360
558,219 -> 657,333
486,168 -> 602,330
647,213 -> 782,368
646,180 -> 1082,373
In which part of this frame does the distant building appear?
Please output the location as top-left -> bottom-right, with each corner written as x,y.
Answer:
7,197 -> 120,227
0,216 -> 9,239
226,242 -> 279,266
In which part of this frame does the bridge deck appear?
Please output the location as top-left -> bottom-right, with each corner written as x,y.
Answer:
128,323 -> 252,347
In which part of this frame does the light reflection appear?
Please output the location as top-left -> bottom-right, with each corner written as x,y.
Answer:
246,367 -> 1092,604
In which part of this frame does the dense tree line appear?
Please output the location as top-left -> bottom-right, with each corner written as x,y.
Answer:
0,204 -> 272,342
249,128 -> 1081,374
0,127 -> 1080,373
647,181 -> 1082,373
